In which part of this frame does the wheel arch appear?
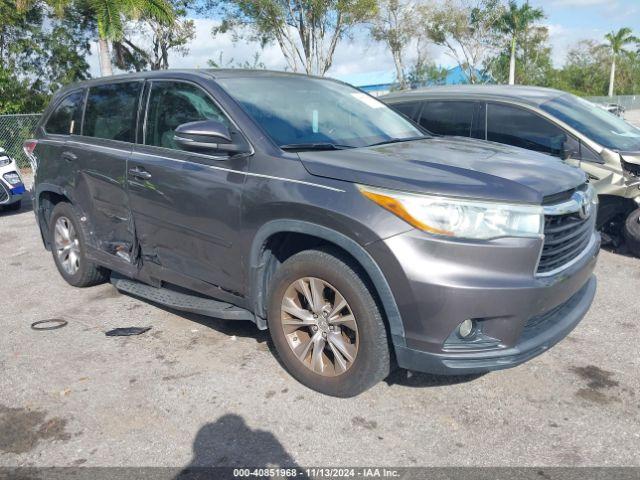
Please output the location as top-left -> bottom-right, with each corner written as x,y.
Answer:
35,183 -> 73,250
248,220 -> 406,347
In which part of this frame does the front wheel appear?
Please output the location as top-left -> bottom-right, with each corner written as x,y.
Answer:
49,202 -> 108,287
623,207 -> 640,257
267,249 -> 390,397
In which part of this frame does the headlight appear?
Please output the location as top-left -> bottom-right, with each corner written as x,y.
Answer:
358,185 -> 543,240
3,172 -> 22,185
0,155 -> 11,167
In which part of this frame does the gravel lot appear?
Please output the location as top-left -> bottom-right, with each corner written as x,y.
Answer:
1,174 -> 639,469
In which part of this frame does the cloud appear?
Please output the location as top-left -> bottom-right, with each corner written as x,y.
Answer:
549,0 -> 610,5
86,18 -> 445,86
545,22 -> 604,66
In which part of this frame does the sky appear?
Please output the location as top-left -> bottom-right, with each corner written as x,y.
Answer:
86,0 -> 640,86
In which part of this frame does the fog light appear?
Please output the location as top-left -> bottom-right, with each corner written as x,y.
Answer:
458,319 -> 475,338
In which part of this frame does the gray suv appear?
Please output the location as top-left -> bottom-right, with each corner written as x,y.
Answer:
27,70 -> 599,396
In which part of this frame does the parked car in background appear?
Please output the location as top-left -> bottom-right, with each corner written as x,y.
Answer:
0,147 -> 26,211
383,86 -> 640,254
28,71 -> 598,396
597,103 -> 625,118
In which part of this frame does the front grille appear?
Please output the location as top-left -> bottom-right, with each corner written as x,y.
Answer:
537,210 -> 593,275
0,183 -> 8,204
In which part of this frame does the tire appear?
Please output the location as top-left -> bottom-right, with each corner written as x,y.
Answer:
623,207 -> 640,257
49,202 -> 108,287
267,248 -> 390,397
6,200 -> 21,211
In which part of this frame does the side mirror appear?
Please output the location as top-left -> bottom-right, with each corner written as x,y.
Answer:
173,120 -> 247,154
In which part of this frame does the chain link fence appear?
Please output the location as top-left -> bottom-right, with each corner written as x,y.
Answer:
0,114 -> 41,169
587,94 -> 640,111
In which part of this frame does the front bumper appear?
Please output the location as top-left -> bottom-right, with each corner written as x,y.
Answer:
394,276 -> 596,374
1,181 -> 25,205
367,229 -> 600,375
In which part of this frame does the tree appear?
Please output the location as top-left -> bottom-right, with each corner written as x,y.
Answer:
603,27 -> 638,97
207,51 -> 267,69
202,0 -> 378,76
406,60 -> 447,87
427,0 -> 504,84
498,0 -> 544,85
490,21 -> 552,86
113,0 -> 195,71
85,0 -> 176,76
369,0 -> 429,90
15,0 -> 176,76
1,0 -> 92,113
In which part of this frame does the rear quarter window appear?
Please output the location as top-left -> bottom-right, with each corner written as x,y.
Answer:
45,90 -> 85,135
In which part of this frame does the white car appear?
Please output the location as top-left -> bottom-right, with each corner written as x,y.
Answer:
0,148 -> 26,211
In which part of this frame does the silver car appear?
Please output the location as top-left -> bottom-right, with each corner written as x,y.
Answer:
383,86 -> 640,253
0,147 -> 25,211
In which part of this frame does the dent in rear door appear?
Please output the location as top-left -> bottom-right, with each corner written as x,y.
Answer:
68,81 -> 142,260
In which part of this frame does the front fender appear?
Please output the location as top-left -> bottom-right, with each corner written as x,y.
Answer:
248,219 -> 406,347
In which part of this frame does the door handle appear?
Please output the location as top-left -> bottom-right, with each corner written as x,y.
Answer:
62,151 -> 77,162
128,167 -> 152,180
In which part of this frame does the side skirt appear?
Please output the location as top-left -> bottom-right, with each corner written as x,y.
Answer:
110,273 -> 255,321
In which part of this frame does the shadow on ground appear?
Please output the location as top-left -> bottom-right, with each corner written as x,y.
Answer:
176,414 -> 307,479
385,368 -> 485,388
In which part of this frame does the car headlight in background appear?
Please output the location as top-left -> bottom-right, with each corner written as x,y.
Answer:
358,185 -> 544,240
3,172 -> 23,185
0,155 -> 11,167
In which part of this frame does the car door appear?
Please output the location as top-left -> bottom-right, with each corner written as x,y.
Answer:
417,100 -> 478,138
64,81 -> 142,260
128,79 -> 250,296
485,102 -> 582,168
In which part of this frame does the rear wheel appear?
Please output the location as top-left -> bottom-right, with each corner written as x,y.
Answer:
49,202 -> 108,287
623,207 -> 640,257
267,249 -> 390,397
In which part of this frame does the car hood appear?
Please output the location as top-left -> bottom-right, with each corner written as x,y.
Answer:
620,151 -> 640,165
298,136 -> 586,204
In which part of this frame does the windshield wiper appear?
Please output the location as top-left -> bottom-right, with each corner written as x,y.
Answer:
368,135 -> 430,147
280,142 -> 354,151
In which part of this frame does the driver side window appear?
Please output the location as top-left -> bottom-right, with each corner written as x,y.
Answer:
144,82 -> 229,150
486,103 -> 567,156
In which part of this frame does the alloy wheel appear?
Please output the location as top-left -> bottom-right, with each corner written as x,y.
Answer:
280,277 -> 359,376
53,216 -> 81,275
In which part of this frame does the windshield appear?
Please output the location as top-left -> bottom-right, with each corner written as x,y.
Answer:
216,75 -> 424,149
540,94 -> 640,151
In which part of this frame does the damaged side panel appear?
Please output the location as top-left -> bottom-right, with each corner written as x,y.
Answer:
67,139 -> 137,261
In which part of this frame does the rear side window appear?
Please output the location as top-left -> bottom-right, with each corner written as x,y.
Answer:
83,82 -> 142,142
144,81 -> 229,150
391,102 -> 419,121
418,101 -> 475,137
45,91 -> 84,135
487,103 -> 566,156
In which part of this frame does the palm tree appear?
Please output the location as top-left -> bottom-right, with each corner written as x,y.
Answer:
604,27 -> 638,97
17,0 -> 174,76
86,0 -> 175,76
499,0 -> 544,85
